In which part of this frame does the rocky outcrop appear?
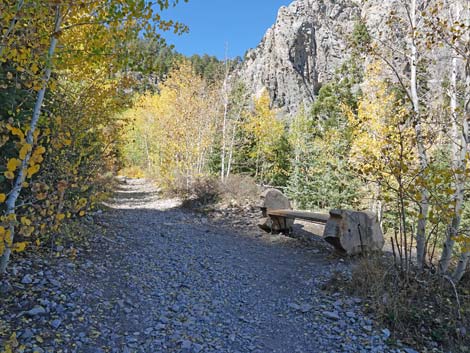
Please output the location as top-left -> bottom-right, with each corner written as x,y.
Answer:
237,0 -> 361,112
237,0 -> 460,114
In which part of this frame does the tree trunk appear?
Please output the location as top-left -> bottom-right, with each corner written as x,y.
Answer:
143,133 -> 151,172
220,56 -> 230,182
0,7 -> 63,274
439,57 -> 466,274
453,49 -> 470,282
226,120 -> 237,178
410,0 -> 429,270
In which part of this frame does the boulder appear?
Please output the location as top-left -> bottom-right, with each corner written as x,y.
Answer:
258,189 -> 294,234
323,209 -> 384,255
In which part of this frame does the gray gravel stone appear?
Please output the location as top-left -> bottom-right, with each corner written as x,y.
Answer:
26,306 -> 46,316
21,274 -> 33,284
323,311 -> 341,321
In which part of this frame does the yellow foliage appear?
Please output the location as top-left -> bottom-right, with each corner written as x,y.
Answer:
348,62 -> 414,185
76,198 -> 87,210
12,242 -> 27,252
7,158 -> 22,172
4,171 -> 15,180
19,143 -> 32,160
21,217 -> 32,226
7,125 -> 25,141
27,164 -> 41,178
123,60 -> 218,186
0,193 -> 6,203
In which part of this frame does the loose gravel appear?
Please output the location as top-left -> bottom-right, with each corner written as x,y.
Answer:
0,178 -> 415,353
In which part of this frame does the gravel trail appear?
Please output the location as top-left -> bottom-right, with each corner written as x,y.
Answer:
74,178 -> 395,353
2,178 -> 402,353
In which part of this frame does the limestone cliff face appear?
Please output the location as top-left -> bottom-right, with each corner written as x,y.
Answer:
237,0 -> 360,112
237,0 -> 460,113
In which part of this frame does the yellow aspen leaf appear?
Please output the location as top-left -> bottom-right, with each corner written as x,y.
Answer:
0,193 -> 6,203
56,213 -> 65,221
22,226 -> 34,237
76,198 -> 87,209
63,139 -> 72,146
27,164 -> 40,178
7,214 -> 16,222
21,217 -> 31,226
35,239 -> 41,246
79,211 -> 86,217
19,143 -> 32,159
4,171 -> 15,179
12,242 -> 27,252
0,226 -> 5,236
7,158 -> 22,172
33,129 -> 41,141
10,127 -> 25,140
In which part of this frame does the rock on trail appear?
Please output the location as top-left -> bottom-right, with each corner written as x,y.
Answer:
1,178 -> 404,353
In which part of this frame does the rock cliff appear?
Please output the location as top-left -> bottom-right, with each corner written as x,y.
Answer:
237,0 -> 458,113
237,0 -> 361,112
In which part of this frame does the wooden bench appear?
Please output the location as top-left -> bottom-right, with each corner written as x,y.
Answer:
265,209 -> 328,234
260,207 -> 384,255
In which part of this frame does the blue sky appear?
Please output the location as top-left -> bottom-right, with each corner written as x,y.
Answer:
160,0 -> 292,59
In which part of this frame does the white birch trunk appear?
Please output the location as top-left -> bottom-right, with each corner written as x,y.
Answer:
226,120 -> 237,178
453,12 -> 470,281
220,56 -> 229,182
439,57 -> 466,274
0,7 -> 63,274
410,0 -> 429,270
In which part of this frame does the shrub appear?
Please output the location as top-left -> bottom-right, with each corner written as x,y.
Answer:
219,175 -> 260,206
339,255 -> 470,351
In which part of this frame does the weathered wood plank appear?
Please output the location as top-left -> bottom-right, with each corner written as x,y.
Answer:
267,209 -> 329,224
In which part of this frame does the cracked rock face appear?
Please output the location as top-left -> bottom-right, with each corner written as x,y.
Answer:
237,0 -> 361,113
237,0 -> 461,114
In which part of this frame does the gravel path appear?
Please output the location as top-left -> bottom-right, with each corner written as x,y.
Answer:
1,178 -> 404,353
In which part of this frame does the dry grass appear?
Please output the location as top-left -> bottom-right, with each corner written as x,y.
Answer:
168,174 -> 260,210
327,255 -> 470,351
218,174 -> 260,207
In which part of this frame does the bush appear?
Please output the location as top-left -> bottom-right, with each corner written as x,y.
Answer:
219,175 -> 260,207
338,255 -> 470,351
166,174 -> 260,210
170,175 -> 221,208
